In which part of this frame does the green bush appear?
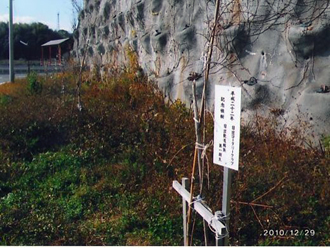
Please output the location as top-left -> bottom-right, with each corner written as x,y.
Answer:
0,94 -> 12,105
323,135 -> 330,153
27,71 -> 42,95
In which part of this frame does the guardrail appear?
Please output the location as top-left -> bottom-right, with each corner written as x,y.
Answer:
0,65 -> 67,75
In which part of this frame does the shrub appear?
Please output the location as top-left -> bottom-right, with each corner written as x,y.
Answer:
27,71 -> 43,95
0,94 -> 12,105
323,135 -> 330,153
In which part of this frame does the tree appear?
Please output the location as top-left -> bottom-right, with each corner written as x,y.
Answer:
71,0 -> 84,30
0,22 -> 72,60
0,22 -> 9,59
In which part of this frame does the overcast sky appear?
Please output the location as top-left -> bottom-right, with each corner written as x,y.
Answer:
0,0 -> 84,32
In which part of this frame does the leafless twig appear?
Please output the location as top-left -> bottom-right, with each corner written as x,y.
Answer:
252,175 -> 288,203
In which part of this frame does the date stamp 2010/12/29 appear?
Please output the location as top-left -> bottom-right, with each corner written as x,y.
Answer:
262,229 -> 315,237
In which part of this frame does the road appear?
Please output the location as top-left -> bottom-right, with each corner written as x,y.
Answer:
0,63 -> 68,84
0,74 -> 28,84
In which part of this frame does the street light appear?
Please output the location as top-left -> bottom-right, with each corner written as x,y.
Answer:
19,40 -> 28,46
20,40 -> 30,74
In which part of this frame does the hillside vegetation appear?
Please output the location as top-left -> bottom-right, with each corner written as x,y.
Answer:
0,65 -> 329,245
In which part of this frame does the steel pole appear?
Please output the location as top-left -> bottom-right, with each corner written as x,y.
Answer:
217,167 -> 232,246
9,0 -> 15,82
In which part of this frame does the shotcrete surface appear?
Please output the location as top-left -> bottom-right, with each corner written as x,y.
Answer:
74,0 -> 330,138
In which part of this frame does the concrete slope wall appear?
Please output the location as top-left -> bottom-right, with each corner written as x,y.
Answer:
74,0 -> 330,138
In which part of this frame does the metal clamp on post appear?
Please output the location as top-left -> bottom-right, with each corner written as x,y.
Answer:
210,211 -> 229,241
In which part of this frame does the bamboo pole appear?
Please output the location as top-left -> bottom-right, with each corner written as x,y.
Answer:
182,178 -> 189,246
186,147 -> 198,246
186,0 -> 221,245
199,0 -> 221,123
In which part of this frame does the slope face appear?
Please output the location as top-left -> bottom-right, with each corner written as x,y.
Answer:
74,0 -> 330,138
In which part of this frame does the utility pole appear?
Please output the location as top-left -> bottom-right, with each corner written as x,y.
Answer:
9,0 -> 15,82
57,12 -> 60,30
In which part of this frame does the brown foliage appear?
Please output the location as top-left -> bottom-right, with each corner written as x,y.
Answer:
0,69 -> 329,245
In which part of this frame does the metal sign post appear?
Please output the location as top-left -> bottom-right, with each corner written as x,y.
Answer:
217,167 -> 232,246
213,85 -> 242,246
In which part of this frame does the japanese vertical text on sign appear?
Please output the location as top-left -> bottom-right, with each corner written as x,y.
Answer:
213,85 -> 241,171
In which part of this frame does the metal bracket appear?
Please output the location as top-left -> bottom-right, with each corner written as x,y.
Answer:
172,180 -> 226,236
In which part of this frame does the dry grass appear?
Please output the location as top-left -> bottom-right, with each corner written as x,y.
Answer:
0,66 -> 329,245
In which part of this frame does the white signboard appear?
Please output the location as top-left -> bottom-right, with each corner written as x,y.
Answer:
213,85 -> 241,171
